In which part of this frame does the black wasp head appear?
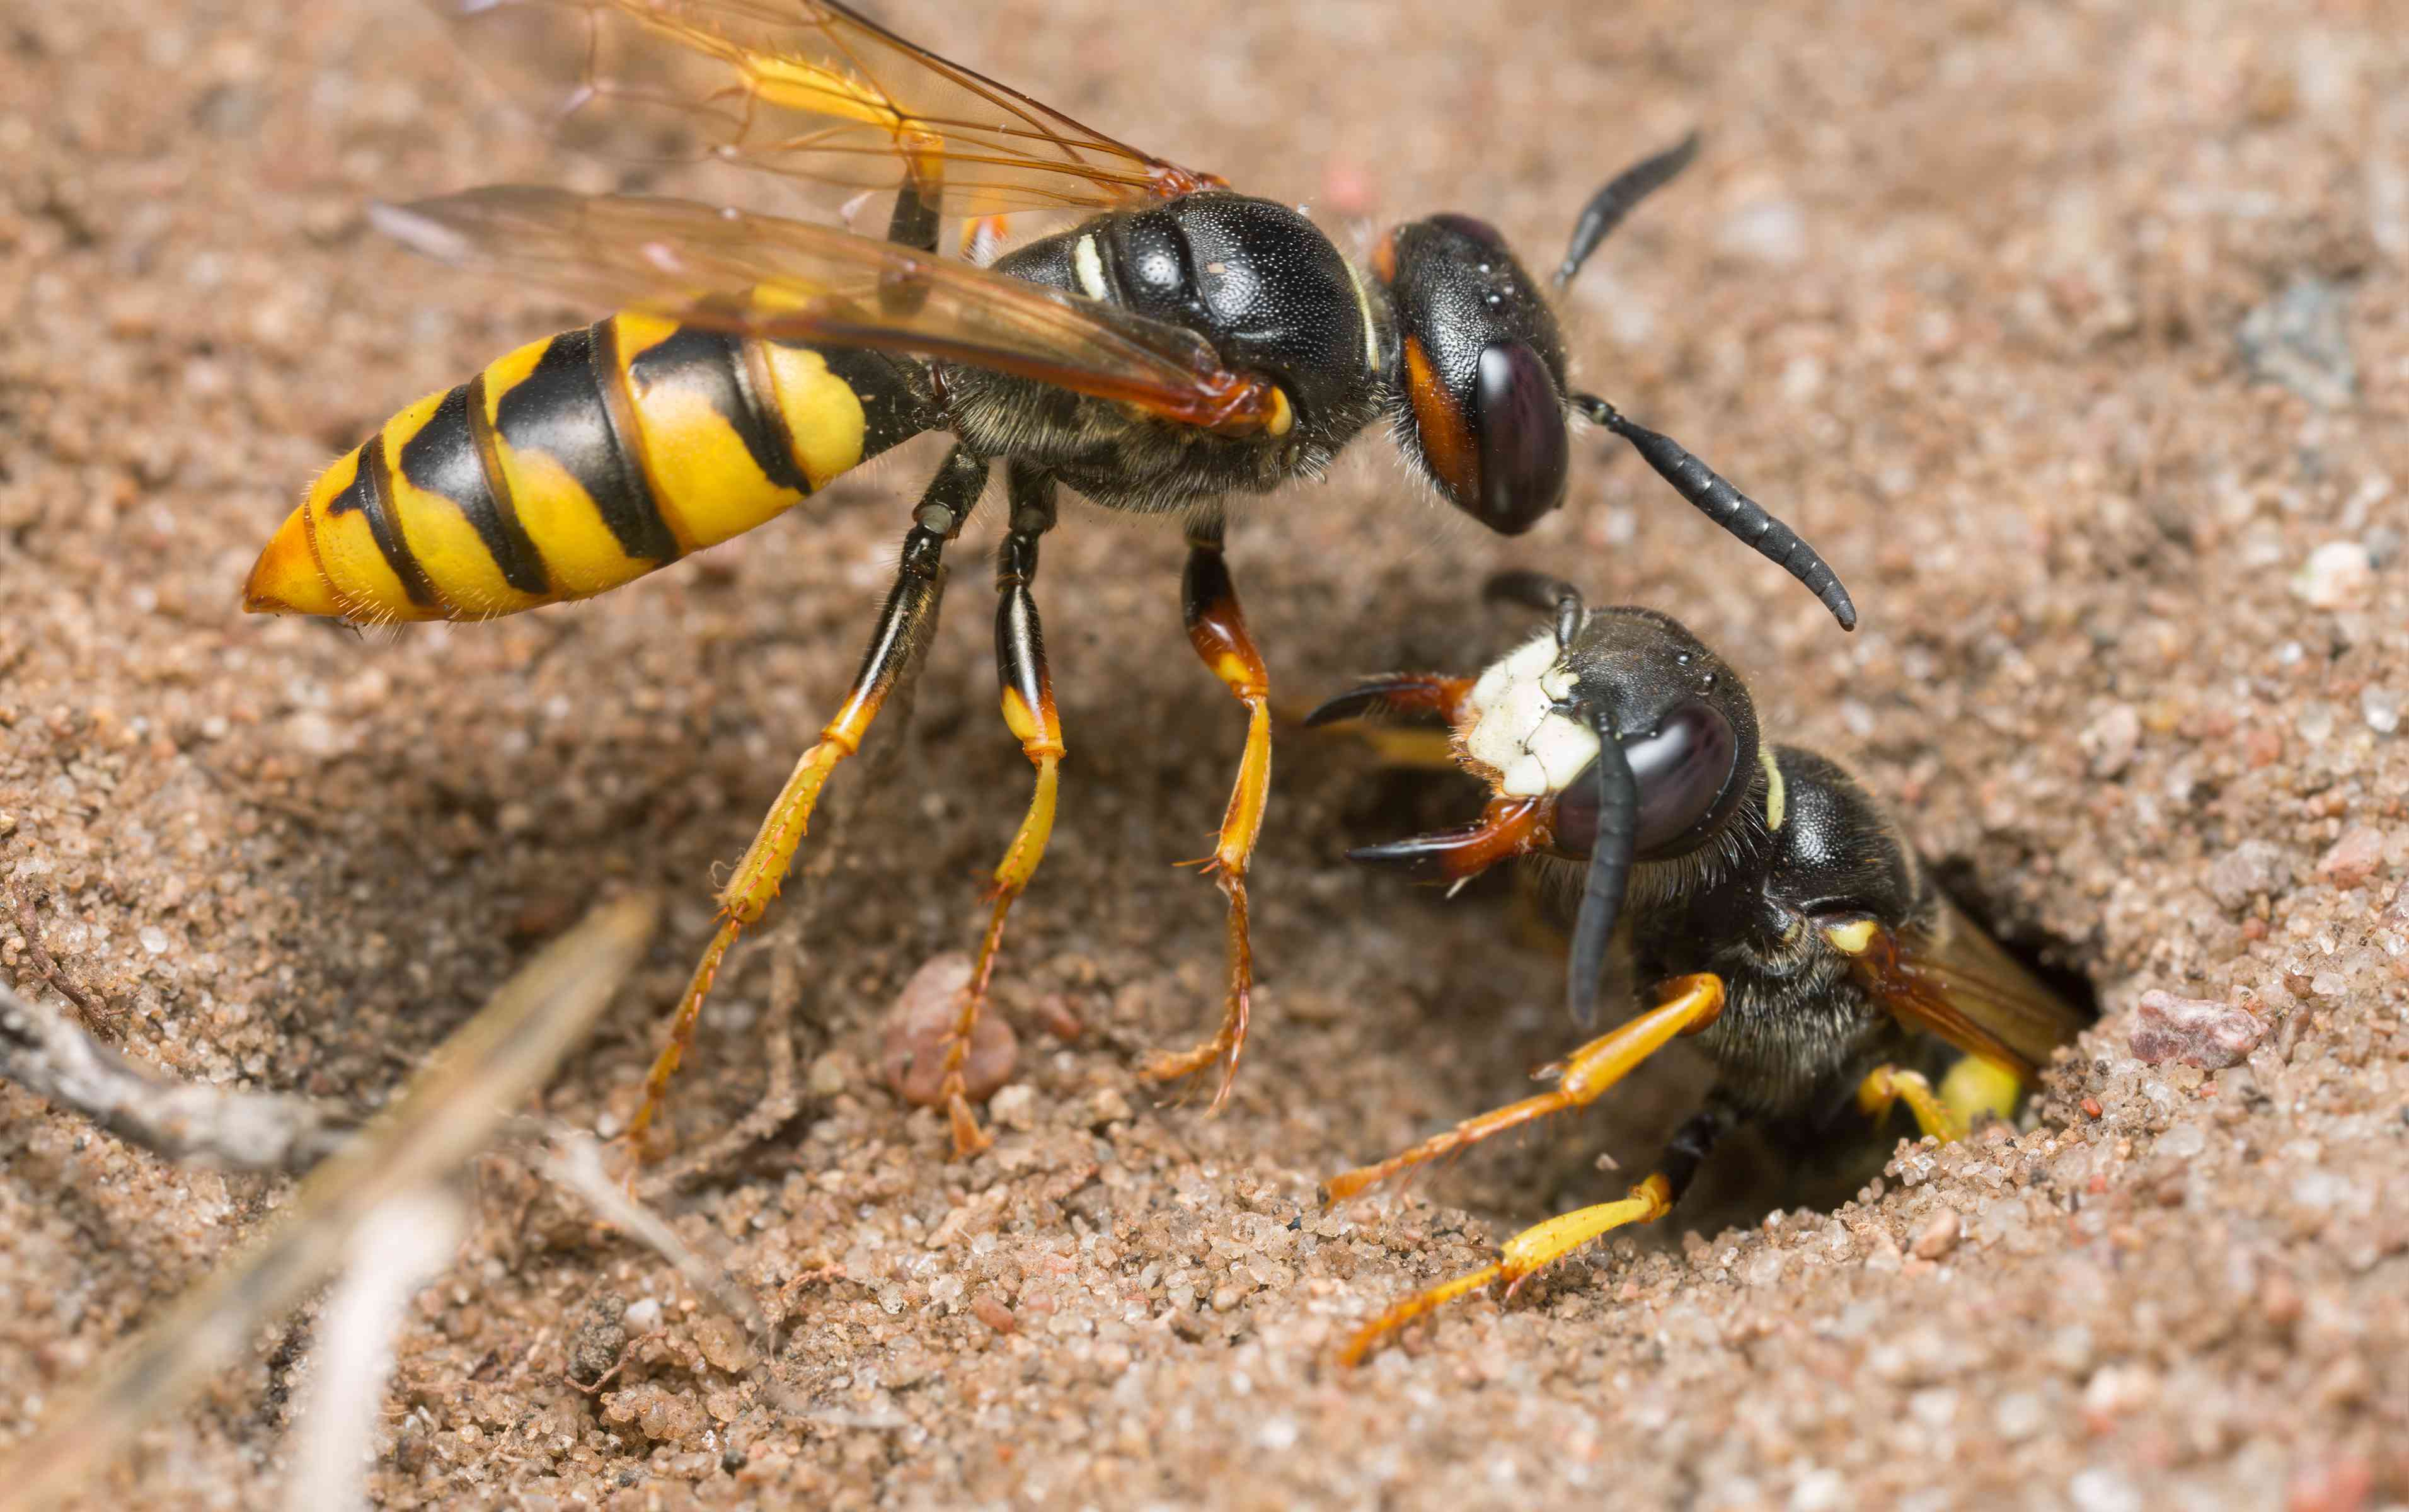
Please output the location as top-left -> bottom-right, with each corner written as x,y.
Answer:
1322,585 -> 1762,1031
1549,606 -> 1760,869
1374,214 -> 1571,535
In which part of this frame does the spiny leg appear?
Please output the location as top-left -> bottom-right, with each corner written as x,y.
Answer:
627,445 -> 987,1163
1139,515 -> 1271,1106
1340,1099 -> 1731,1367
1299,671 -> 1475,771
1323,972 -> 1725,1201
934,464 -> 1065,1158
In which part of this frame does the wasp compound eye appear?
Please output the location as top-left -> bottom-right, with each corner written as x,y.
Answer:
1552,702 -> 1738,860
1473,341 -> 1570,532
1426,212 -> 1511,253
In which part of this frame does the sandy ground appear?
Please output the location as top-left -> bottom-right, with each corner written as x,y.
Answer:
4,0 -> 2408,1507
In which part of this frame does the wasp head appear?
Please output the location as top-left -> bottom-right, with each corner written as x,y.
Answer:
1372,214 -> 1572,535
1308,584 -> 1761,1029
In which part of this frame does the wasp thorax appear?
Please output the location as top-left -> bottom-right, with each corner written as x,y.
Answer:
1376,215 -> 1571,534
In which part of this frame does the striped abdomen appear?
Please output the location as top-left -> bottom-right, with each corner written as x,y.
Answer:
243,316 -> 929,623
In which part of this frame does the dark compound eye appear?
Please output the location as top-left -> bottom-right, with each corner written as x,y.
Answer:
1471,341 -> 1570,533
1551,702 -> 1738,858
1427,213 -> 1510,252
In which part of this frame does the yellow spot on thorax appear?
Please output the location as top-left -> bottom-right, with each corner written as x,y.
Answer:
1264,386 -> 1294,437
1823,918 -> 1878,956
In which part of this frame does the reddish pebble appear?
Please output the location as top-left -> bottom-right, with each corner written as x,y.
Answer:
2313,826 -> 2388,890
972,1296 -> 1019,1334
2285,1457 -> 2372,1512
881,953 -> 1018,1109
2129,990 -> 2268,1070
1911,1207 -> 1960,1259
1033,993 -> 1084,1042
2081,1096 -> 2105,1118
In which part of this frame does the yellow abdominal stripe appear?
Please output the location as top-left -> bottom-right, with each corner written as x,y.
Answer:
246,310 -> 882,626
304,444 -> 423,622
609,314 -> 870,552
476,334 -> 653,604
382,390 -> 539,619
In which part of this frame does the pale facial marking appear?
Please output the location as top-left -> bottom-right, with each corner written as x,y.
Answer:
1072,234 -> 1110,301
1460,630 -> 1602,798
1341,256 -> 1383,374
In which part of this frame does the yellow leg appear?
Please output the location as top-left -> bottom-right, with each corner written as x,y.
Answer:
1140,524 -> 1272,1108
1322,973 -> 1725,1201
628,454 -> 978,1163
930,479 -> 1063,1158
1338,1174 -> 1676,1367
1855,1063 -> 1969,1143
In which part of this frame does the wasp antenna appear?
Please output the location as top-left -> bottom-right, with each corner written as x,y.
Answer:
1565,715 -> 1639,1032
1483,570 -> 1587,648
1555,131 -> 1703,289
1575,396 -> 1858,632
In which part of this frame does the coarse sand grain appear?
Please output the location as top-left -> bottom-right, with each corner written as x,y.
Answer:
2,1 -> 2406,1508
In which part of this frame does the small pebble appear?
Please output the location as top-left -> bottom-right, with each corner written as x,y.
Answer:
2239,274 -> 2358,410
972,1297 -> 1018,1334
806,1051 -> 853,1100
2078,704 -> 2141,779
880,953 -> 1018,1109
2205,839 -> 2291,910
988,1083 -> 1039,1131
2361,687 -> 2401,735
1086,1085 -> 1134,1127
1911,1208 -> 1960,1259
2292,541 -> 2374,609
2313,827 -> 2387,890
2128,990 -> 2268,1070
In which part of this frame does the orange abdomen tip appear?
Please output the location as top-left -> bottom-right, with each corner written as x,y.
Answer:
242,503 -> 348,619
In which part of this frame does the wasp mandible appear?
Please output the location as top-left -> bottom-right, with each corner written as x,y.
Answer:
243,0 -> 1858,1159
1308,576 -> 2084,1363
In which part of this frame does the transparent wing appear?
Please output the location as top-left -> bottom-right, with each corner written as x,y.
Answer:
428,0 -> 1222,215
374,185 -> 1278,431
1849,904 -> 2088,1080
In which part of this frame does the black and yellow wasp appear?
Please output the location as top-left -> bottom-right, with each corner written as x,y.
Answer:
1307,576 -> 2086,1363
243,0 -> 1859,1159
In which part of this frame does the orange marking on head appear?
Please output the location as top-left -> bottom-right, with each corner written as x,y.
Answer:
1403,336 -> 1477,505
1369,230 -> 1399,285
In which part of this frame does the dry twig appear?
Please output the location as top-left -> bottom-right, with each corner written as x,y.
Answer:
0,894 -> 658,1509
0,979 -> 355,1172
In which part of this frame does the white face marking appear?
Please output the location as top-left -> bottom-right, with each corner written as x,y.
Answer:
1342,256 -> 1382,375
1461,630 -> 1603,798
1072,234 -> 1109,301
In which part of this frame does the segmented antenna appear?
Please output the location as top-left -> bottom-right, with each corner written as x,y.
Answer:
1565,712 -> 1640,1031
1574,395 -> 1858,631
1556,131 -> 1703,289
